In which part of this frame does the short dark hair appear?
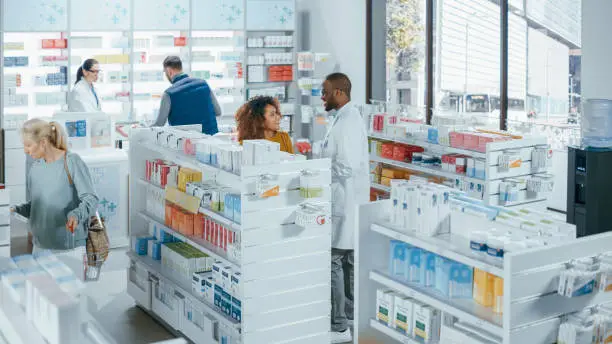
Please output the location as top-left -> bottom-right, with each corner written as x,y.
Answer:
326,72 -> 352,100
163,56 -> 182,70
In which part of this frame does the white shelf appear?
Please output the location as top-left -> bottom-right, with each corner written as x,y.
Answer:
370,155 -> 485,186
369,319 -> 426,344
138,212 -> 240,271
371,183 -> 391,193
127,251 -> 241,333
369,133 -> 487,159
137,178 -> 242,232
370,270 -> 503,337
140,142 -> 241,186
372,223 -> 504,277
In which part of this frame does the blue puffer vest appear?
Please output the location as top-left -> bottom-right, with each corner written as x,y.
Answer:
166,74 -> 219,135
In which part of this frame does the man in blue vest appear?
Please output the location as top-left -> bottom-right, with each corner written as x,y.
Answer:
152,56 -> 221,135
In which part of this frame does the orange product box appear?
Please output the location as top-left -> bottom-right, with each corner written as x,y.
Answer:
41,39 -> 54,49
194,214 -> 205,238
183,213 -> 194,236
380,177 -> 392,187
381,168 -> 404,179
165,203 -> 174,226
174,37 -> 187,46
392,145 -> 408,162
171,206 -> 181,231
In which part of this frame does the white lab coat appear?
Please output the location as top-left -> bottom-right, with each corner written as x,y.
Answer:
320,102 -> 370,250
68,80 -> 101,112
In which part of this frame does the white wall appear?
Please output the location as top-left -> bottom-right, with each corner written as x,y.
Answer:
582,0 -> 612,100
297,0 -> 367,104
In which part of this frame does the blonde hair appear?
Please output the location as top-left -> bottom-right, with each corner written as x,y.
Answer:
21,118 -> 68,151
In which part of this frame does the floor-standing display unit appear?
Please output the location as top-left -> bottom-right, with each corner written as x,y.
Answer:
0,189 -> 10,256
2,114 -> 26,207
355,199 -> 612,344
126,127 -> 331,344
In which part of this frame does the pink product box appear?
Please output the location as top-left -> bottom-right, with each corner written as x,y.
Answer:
477,134 -> 511,152
463,133 -> 480,151
449,132 -> 465,148
455,157 -> 466,174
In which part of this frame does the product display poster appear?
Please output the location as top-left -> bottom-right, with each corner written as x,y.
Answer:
91,118 -> 112,148
65,120 -> 87,150
3,0 -> 68,32
193,0 -> 245,30
246,0 -> 295,31
89,165 -> 120,238
71,0 -> 131,31
134,0 -> 190,30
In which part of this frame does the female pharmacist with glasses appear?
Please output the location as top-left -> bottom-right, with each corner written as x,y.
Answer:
68,58 -> 102,112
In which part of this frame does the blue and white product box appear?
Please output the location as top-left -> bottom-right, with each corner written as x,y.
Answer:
389,240 -> 408,280
427,127 -> 439,144
221,288 -> 232,316
448,263 -> 473,299
466,158 -> 476,178
231,297 -> 242,322
192,271 -> 211,297
475,159 -> 486,179
233,196 -> 241,224
134,236 -> 155,256
420,251 -> 437,287
212,261 -> 223,283
214,283 -> 223,308
204,277 -> 215,305
435,256 -> 451,297
148,240 -> 162,260
224,194 -> 234,221
406,246 -> 422,283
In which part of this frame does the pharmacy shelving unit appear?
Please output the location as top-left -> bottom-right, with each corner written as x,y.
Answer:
354,199 -> 612,344
0,0 -> 298,128
2,114 -> 27,207
244,0 -> 297,134
368,132 -> 551,207
126,127 -> 332,344
0,189 -> 10,257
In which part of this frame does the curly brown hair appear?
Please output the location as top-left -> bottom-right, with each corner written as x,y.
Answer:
235,96 -> 281,142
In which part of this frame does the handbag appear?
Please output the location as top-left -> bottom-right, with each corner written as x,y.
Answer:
63,153 -> 110,266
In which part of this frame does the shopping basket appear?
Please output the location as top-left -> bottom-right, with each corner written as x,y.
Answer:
65,231 -> 109,282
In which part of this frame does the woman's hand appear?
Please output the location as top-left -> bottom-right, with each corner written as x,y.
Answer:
66,216 -> 78,233
8,207 -> 15,213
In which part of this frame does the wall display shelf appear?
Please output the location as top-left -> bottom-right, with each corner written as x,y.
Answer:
369,130 -> 552,207
355,199 -> 612,344
1,0 -> 297,131
127,127 -> 331,344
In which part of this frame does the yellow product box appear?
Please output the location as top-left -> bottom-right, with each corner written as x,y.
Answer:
370,162 -> 382,176
380,177 -> 392,187
473,269 -> 495,307
92,55 -> 108,64
178,168 -> 203,192
370,173 -> 381,185
381,168 -> 404,179
493,277 -> 503,314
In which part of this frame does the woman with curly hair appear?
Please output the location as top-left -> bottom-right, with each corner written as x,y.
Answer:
235,95 -> 294,153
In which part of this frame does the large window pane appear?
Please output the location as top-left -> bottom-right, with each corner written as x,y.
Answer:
385,0 -> 426,117
433,0 -> 501,130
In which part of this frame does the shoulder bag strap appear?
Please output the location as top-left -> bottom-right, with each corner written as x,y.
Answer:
63,151 -> 74,186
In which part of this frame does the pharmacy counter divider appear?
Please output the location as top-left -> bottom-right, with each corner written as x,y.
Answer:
368,132 -> 551,207
354,199 -> 612,344
126,128 -> 332,344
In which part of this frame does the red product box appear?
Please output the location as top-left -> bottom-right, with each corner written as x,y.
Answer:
477,134 -> 510,153
455,156 -> 467,174
463,133 -> 479,151
174,37 -> 187,46
194,214 -> 205,238
447,155 -> 457,172
441,154 -> 450,171
54,39 -> 67,49
381,143 -> 395,159
450,132 -> 465,148
373,114 -> 385,132
392,145 -> 408,162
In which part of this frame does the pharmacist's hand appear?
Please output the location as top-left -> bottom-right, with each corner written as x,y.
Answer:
66,216 -> 78,233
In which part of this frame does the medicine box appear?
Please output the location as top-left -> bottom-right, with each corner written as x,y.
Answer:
406,246 -> 422,283
192,271 -> 211,297
473,269 -> 495,307
389,240 -> 408,280
376,289 -> 396,326
413,303 -> 441,343
393,295 -> 413,335
420,251 -> 436,287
